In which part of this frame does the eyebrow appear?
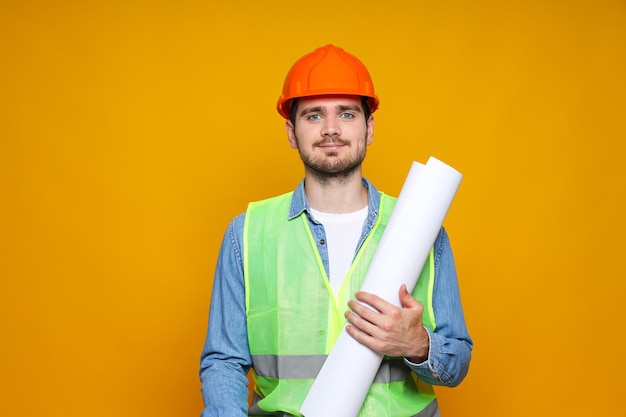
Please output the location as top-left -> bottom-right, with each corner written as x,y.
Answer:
337,105 -> 363,113
299,106 -> 323,117
299,105 -> 363,117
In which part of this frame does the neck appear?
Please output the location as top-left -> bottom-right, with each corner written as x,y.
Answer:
304,169 -> 368,213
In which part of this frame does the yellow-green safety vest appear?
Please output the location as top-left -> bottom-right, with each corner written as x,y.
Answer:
244,192 -> 437,417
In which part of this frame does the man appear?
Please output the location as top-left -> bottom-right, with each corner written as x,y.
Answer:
199,44 -> 472,417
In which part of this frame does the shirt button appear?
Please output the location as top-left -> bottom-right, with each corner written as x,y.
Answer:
319,239 -> 325,245
319,330 -> 325,335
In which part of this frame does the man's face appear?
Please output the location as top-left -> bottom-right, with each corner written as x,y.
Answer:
286,95 -> 374,181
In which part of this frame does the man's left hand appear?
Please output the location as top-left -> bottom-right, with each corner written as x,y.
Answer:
345,284 -> 430,363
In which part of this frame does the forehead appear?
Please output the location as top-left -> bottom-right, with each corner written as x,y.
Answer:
297,95 -> 363,111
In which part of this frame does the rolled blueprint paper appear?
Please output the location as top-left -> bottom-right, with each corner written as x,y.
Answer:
300,157 -> 463,417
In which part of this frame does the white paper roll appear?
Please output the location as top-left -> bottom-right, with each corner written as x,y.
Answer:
300,157 -> 462,417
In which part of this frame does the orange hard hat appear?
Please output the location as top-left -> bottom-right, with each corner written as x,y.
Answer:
277,44 -> 379,119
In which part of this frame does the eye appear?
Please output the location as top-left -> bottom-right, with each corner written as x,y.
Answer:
306,113 -> 322,121
340,112 -> 355,119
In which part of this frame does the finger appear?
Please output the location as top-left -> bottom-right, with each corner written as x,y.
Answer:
344,309 -> 379,337
354,291 -> 394,314
399,284 -> 421,309
345,321 -> 376,349
347,299 -> 381,326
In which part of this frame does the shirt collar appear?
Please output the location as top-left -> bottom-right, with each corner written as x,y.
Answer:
288,178 -> 381,224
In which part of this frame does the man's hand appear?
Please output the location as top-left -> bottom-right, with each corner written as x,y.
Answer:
344,284 -> 430,363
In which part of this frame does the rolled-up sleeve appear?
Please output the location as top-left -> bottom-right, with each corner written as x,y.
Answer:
405,228 -> 473,387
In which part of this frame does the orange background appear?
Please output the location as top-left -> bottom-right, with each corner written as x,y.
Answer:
2,1 -> 625,416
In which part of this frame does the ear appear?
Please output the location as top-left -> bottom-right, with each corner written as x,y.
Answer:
366,115 -> 374,145
286,120 -> 298,149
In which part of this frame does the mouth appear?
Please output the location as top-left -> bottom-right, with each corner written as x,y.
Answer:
317,139 -> 348,150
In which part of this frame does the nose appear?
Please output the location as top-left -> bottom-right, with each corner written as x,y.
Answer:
321,116 -> 341,138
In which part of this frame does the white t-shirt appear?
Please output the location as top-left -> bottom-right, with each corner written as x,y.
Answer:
310,207 -> 368,296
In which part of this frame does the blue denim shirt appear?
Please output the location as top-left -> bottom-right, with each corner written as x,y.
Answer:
199,179 -> 473,417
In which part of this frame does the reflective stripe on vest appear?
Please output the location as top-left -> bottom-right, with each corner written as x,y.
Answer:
252,354 -> 410,382
249,396 -> 441,417
244,192 -> 436,417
